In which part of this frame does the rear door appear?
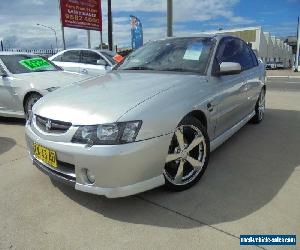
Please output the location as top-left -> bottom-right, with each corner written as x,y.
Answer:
242,44 -> 263,114
79,50 -> 107,76
51,50 -> 81,73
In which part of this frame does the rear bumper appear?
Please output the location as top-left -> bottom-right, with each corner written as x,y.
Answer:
25,123 -> 172,198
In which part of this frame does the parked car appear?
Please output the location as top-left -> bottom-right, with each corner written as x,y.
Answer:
266,61 -> 277,70
25,35 -> 266,198
0,52 -> 90,119
276,61 -> 284,69
49,49 -> 117,76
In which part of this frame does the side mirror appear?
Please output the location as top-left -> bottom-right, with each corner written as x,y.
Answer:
97,59 -> 108,66
217,62 -> 242,76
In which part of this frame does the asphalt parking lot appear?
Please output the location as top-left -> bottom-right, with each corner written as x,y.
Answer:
0,76 -> 299,250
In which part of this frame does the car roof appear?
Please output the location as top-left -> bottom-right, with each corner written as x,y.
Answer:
150,34 -> 236,43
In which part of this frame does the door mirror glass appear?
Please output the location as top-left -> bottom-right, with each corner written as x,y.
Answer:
218,62 -> 241,76
97,59 -> 108,66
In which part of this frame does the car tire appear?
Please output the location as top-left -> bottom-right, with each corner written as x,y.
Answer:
164,116 -> 210,191
251,88 -> 266,124
24,93 -> 42,120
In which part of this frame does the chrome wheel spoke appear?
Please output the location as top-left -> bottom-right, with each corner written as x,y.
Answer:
166,153 -> 181,163
186,136 -> 204,152
186,155 -> 203,169
174,160 -> 184,182
175,128 -> 185,150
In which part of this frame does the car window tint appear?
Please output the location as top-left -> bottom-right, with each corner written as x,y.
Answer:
217,38 -> 254,71
61,50 -> 80,63
240,42 -> 255,70
81,51 -> 103,65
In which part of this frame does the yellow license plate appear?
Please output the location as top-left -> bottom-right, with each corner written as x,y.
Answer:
33,143 -> 58,168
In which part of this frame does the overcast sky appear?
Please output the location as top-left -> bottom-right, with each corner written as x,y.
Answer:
0,0 -> 299,50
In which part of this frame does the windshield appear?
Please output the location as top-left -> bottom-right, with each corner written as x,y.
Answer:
118,37 -> 213,74
0,54 -> 62,74
101,51 -> 117,65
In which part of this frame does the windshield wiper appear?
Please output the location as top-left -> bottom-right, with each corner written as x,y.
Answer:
122,66 -> 155,70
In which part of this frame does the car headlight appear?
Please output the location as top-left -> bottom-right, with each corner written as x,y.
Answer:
71,121 -> 142,145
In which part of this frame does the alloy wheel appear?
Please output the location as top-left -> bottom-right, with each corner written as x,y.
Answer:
164,124 -> 207,186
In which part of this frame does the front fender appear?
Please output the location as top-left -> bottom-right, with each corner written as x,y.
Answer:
118,81 -> 216,141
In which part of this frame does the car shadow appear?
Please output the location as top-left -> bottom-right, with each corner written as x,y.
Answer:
54,108 -> 299,229
0,137 -> 16,157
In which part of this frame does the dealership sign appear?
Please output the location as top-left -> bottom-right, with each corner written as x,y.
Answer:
60,0 -> 102,31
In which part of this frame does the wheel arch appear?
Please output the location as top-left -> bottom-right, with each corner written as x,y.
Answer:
23,91 -> 43,111
185,110 -> 208,129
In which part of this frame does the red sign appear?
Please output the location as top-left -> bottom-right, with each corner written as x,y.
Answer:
60,0 -> 102,31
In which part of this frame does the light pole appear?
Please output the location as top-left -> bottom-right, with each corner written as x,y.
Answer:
37,23 -> 59,50
107,0 -> 113,51
295,16 -> 300,72
167,0 -> 173,37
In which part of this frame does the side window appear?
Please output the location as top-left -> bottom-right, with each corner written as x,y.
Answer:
239,41 -> 255,70
81,51 -> 103,65
61,50 -> 81,63
216,37 -> 241,64
51,54 -> 63,62
250,48 -> 259,67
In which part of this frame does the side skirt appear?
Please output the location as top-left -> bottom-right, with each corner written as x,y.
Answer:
210,111 -> 255,152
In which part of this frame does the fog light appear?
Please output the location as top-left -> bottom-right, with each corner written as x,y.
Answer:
86,169 -> 95,184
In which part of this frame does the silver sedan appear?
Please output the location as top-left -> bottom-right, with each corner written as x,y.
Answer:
25,35 -> 266,198
49,49 -> 116,76
0,52 -> 91,119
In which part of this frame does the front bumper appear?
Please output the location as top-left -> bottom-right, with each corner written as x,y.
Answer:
25,123 -> 172,198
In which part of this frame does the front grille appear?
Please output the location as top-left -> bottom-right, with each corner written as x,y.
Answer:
35,115 -> 72,134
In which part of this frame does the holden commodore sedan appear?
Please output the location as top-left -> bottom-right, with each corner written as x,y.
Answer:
25,35 -> 266,198
0,52 -> 91,119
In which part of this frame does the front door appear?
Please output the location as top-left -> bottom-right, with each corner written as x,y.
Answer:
212,37 -> 250,138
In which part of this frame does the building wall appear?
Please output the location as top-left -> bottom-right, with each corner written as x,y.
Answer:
264,32 -> 274,62
258,28 -> 268,63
